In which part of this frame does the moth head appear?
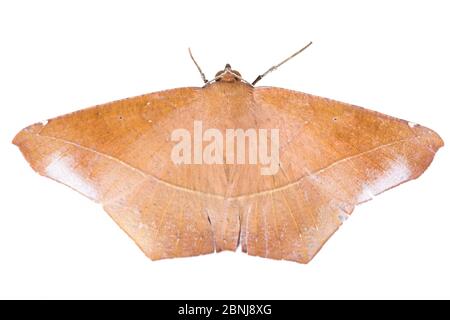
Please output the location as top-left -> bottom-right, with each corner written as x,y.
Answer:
215,64 -> 242,83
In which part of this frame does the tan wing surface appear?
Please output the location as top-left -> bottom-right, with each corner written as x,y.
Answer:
241,87 -> 444,262
13,83 -> 443,263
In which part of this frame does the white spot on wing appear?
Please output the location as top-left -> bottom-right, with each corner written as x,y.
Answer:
408,121 -> 417,128
358,185 -> 375,202
357,157 -> 411,203
138,222 -> 147,230
40,120 -> 48,126
45,154 -> 98,201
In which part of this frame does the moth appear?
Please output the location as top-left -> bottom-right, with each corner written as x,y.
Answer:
13,43 -> 443,263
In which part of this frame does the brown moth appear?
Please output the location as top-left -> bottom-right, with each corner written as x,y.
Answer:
13,44 -> 443,263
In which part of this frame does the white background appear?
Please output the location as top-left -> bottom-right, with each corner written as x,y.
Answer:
1,0 -> 449,299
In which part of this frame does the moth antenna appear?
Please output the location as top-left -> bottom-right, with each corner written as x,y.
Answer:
252,41 -> 313,86
188,48 -> 208,84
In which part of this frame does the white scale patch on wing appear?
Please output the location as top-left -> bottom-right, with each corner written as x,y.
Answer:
357,157 -> 411,203
45,154 -> 99,201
